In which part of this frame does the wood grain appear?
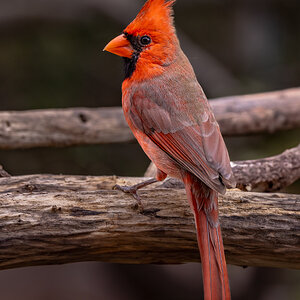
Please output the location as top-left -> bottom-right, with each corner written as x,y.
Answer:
0,175 -> 299,270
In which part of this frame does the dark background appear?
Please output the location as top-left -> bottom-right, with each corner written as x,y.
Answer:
0,0 -> 299,299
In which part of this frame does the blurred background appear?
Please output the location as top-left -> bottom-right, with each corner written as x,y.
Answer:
0,0 -> 299,299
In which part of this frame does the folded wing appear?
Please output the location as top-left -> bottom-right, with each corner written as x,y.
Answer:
129,79 -> 235,194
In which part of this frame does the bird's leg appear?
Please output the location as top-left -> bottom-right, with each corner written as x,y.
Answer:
113,178 -> 158,210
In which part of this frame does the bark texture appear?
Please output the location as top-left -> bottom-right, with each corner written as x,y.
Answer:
211,87 -> 300,135
232,144 -> 300,192
0,175 -> 299,270
0,107 -> 131,149
0,88 -> 299,149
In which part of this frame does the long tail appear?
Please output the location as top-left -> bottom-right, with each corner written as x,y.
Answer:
182,172 -> 230,300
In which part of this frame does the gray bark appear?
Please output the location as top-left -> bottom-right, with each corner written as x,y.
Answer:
0,175 -> 299,270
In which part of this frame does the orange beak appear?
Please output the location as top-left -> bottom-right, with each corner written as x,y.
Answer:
103,34 -> 133,58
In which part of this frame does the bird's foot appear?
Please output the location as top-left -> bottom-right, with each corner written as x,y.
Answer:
113,178 -> 158,212
113,184 -> 143,211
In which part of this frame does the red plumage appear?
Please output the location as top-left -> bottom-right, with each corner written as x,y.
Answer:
104,1 -> 236,299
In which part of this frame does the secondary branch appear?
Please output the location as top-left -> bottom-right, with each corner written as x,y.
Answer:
0,87 -> 299,149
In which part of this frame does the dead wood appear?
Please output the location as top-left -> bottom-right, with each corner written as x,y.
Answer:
0,175 -> 299,270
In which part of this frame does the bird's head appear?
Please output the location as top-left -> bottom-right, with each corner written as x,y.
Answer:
104,0 -> 178,80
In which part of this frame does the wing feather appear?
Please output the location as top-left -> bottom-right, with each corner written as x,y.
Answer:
128,75 -> 235,194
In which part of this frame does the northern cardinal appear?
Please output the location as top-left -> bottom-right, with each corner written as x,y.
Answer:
104,1 -> 236,299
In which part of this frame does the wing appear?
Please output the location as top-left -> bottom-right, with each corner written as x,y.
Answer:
128,76 -> 235,194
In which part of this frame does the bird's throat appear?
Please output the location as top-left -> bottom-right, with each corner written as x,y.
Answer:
123,52 -> 140,79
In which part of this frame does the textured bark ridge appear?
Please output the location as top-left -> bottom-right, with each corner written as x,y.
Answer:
232,144 -> 300,192
0,87 -> 299,149
0,175 -> 299,270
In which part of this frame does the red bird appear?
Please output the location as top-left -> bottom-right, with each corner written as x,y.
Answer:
104,1 -> 236,299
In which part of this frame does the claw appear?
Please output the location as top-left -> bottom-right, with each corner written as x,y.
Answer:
113,184 -> 143,211
113,178 -> 158,213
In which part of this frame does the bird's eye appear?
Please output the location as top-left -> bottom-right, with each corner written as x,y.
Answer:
140,35 -> 151,46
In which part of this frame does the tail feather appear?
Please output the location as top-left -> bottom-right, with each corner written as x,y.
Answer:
182,172 -> 230,300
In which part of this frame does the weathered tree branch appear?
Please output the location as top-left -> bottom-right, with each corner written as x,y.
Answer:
211,87 -> 300,136
145,144 -> 300,192
232,144 -> 300,192
0,87 -> 299,149
0,175 -> 299,271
